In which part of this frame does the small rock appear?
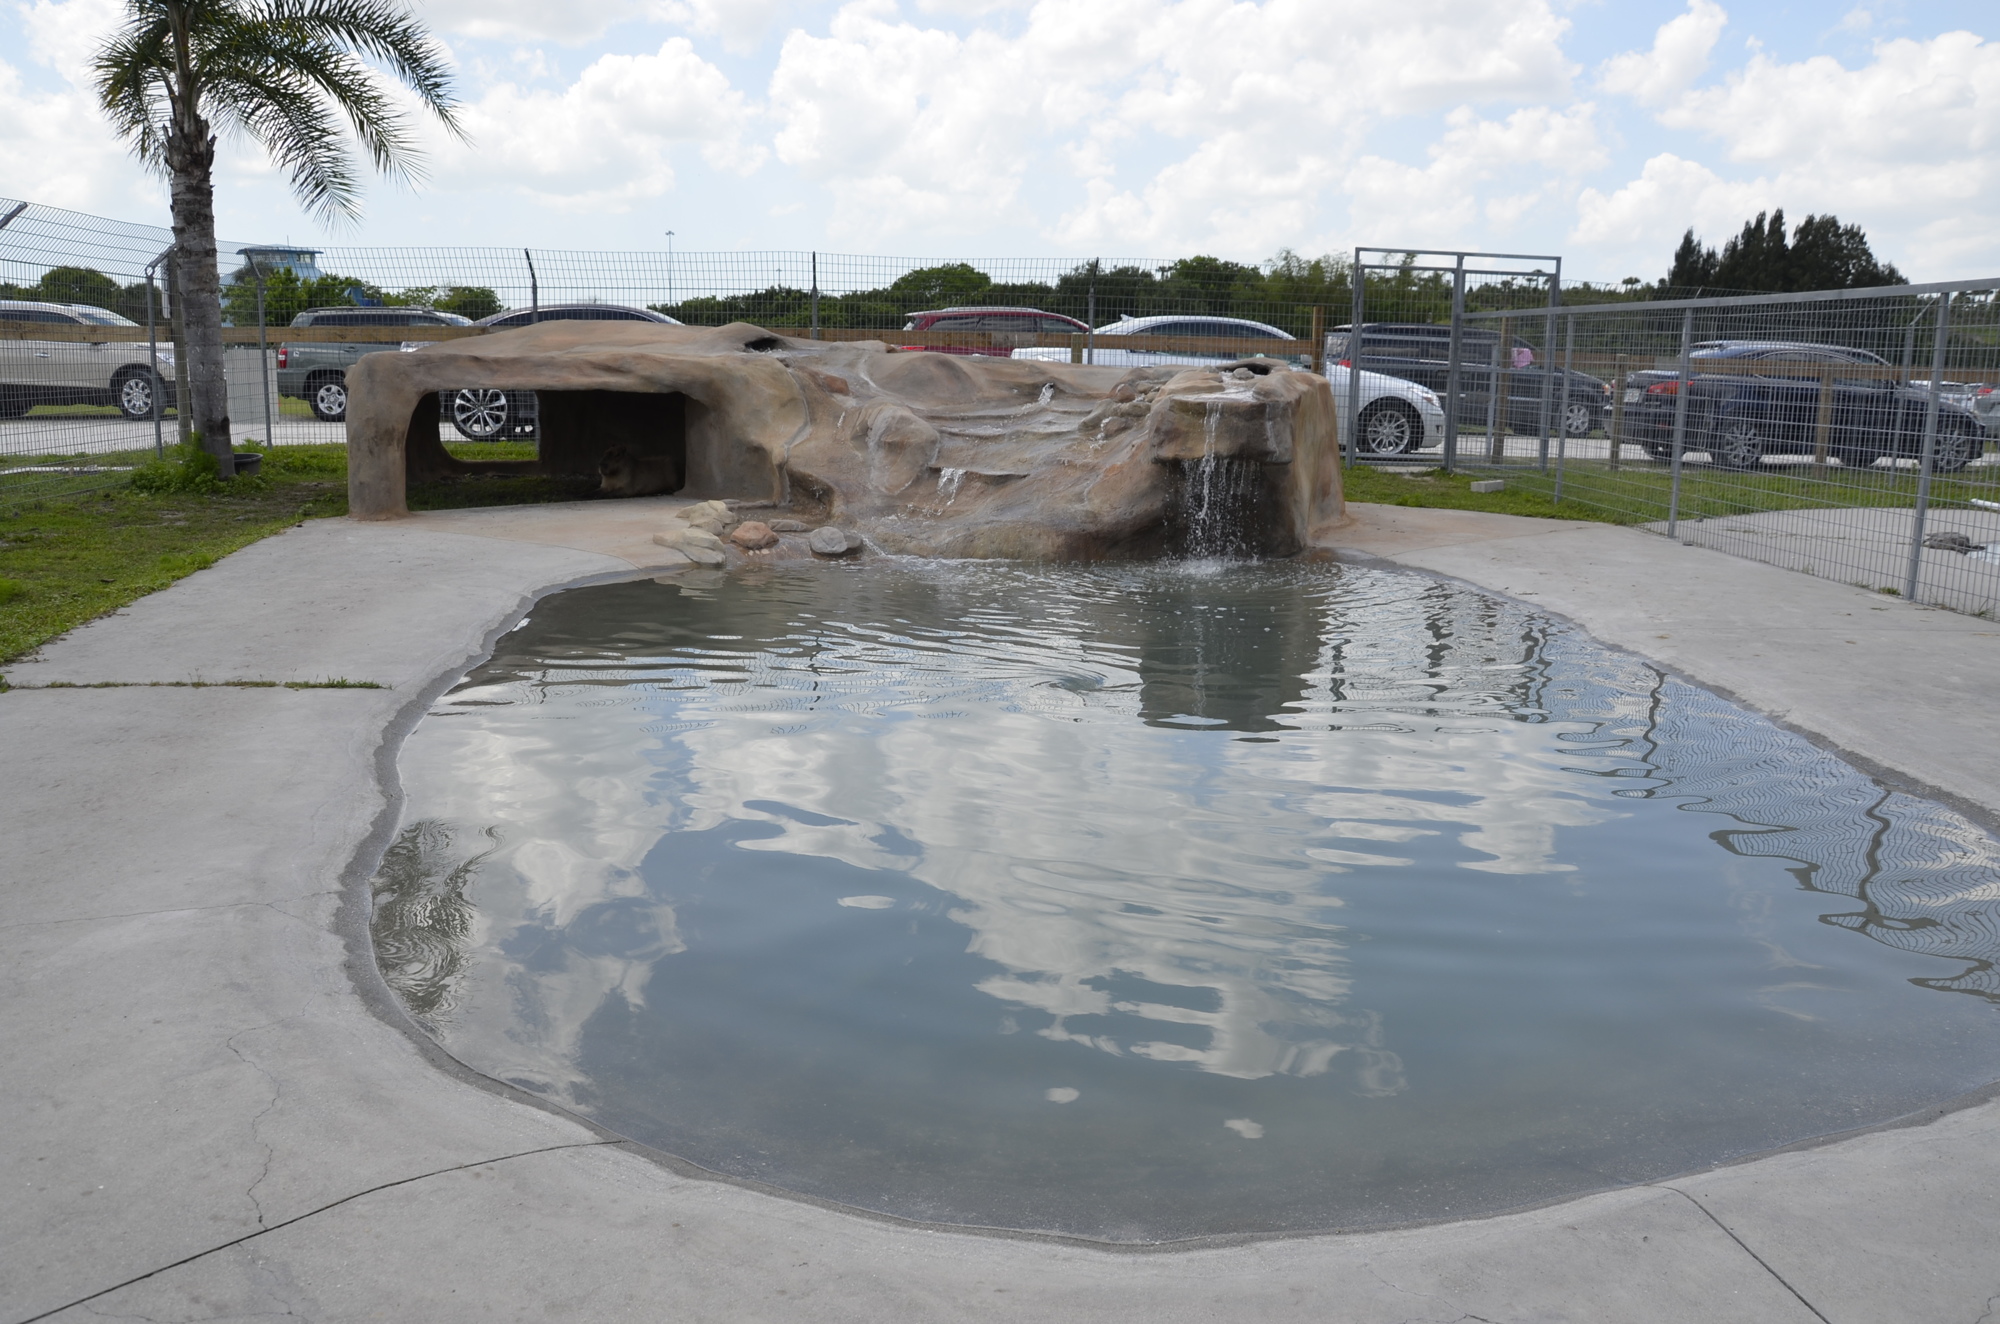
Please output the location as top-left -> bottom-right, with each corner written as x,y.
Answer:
680,543 -> 726,568
769,519 -> 810,532
677,499 -> 732,523
1230,366 -> 1256,381
1113,401 -> 1149,417
654,527 -> 724,551
1101,416 -> 1134,438
730,520 -> 779,550
809,526 -> 858,556
1111,382 -> 1140,403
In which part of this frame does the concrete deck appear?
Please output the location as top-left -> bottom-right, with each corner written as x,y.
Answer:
5,498 -> 1999,1322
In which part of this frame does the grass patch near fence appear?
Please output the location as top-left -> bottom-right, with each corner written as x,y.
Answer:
1342,463 -> 1621,523
1348,453 -> 2000,528
0,439 -> 602,668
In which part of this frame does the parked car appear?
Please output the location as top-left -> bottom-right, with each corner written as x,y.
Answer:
1013,315 -> 1442,455
1324,322 -> 1611,439
1013,315 -> 1308,369
1967,383 -> 2000,438
1328,364 -> 1449,455
1622,341 -> 1988,471
900,306 -> 1090,356
0,300 -> 174,420
430,303 -> 683,440
277,305 -> 474,421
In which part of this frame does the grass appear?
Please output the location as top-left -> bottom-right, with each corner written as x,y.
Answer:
1346,451 -> 2000,528
0,439 -> 600,668
1342,462 -> 1623,522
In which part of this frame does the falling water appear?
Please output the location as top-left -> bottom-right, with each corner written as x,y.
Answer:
1181,399 -> 1260,560
936,467 -> 967,502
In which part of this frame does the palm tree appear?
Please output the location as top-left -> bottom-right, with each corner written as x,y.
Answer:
94,0 -> 462,474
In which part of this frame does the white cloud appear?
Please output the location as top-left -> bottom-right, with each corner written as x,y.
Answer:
1570,152 -> 1764,265
1342,104 -> 1607,250
769,0 -> 1576,249
1597,0 -> 1727,107
1585,30 -> 2000,277
442,38 -> 764,212
414,0 -> 806,49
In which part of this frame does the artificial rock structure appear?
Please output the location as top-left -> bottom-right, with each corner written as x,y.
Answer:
346,321 -> 1344,559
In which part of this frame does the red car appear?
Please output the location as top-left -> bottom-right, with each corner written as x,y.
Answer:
900,306 -> 1089,356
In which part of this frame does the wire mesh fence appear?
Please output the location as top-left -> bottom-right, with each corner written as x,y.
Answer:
11,192 -> 2000,617
2,195 -> 1382,505
1411,280 -> 2000,614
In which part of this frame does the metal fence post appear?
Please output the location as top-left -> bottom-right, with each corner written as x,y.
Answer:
1086,259 -> 1098,365
247,253 -> 273,447
1442,256 -> 1466,473
1904,292 -> 1955,601
1608,353 -> 1627,471
1537,261 -> 1559,472
1486,317 -> 1507,463
1346,247 -> 1363,466
525,249 -> 539,323
1554,313 -> 1574,504
1665,307 -> 1694,537
810,251 -> 820,339
144,244 -> 171,461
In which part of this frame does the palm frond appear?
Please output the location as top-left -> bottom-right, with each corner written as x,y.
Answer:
91,0 -> 466,221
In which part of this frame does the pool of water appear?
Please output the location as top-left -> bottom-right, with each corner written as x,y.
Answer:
375,561 -> 2000,1240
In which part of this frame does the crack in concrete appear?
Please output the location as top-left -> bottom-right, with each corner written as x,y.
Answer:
16,1140 -> 620,1324
1974,1292 -> 2000,1324
221,1023 -> 288,1228
1651,1185 -> 1832,1323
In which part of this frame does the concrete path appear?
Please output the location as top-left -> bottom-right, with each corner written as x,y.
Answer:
4,499 -> 1999,1323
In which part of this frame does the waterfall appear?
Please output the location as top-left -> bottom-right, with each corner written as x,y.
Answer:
1180,400 -> 1260,560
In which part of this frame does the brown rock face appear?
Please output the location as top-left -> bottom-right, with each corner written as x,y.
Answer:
345,322 -> 1342,559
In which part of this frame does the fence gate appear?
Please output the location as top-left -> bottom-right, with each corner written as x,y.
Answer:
1342,247 -> 1562,467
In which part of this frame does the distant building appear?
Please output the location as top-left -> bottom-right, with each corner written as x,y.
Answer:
232,246 -> 324,283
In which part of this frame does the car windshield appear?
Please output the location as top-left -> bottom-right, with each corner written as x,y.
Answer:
71,308 -> 138,327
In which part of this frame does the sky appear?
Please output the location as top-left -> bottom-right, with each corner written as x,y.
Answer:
2,0 -> 1996,283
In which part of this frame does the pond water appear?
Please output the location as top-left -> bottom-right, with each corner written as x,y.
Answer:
375,561 -> 2000,1240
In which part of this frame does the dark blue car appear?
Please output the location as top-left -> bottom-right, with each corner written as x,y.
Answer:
1623,341 -> 1986,471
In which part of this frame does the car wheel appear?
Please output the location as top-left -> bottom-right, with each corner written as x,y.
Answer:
1928,426 -> 1977,474
1560,401 -> 1597,438
1357,399 -> 1421,456
1709,416 -> 1764,470
114,367 -> 159,420
450,388 -> 511,441
309,375 -> 347,422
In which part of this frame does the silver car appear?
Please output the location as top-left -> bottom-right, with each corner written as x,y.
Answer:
0,300 -> 173,419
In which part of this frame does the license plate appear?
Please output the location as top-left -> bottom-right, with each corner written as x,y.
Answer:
1623,388 -> 1641,403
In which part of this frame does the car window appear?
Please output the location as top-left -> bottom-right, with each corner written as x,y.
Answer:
1037,317 -> 1082,335
976,314 -> 1035,331
8,309 -> 77,324
925,315 -> 980,331
309,312 -> 362,327
71,309 -> 137,327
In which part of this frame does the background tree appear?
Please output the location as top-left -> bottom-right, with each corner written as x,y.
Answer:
94,0 -> 461,473
1661,210 -> 1904,296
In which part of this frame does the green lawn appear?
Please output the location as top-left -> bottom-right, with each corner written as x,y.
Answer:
1347,453 -> 2000,527
0,441 -> 598,669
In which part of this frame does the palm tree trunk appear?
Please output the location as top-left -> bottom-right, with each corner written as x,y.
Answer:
166,125 -> 233,476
